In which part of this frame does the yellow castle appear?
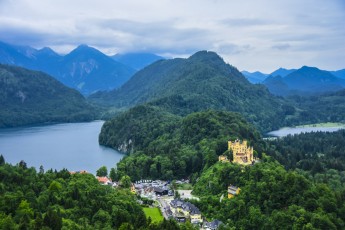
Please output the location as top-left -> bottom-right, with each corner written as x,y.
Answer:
229,139 -> 254,165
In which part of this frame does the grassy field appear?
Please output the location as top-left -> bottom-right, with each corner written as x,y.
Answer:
177,183 -> 193,190
143,207 -> 164,223
296,122 -> 345,128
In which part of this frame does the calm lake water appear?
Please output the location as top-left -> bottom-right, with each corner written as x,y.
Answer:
267,126 -> 345,138
0,121 -> 124,174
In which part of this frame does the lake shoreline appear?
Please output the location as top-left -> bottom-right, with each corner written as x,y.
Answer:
266,123 -> 345,138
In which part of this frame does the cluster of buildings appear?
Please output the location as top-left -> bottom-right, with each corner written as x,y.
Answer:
70,139 -> 252,229
165,199 -> 223,229
133,180 -> 173,199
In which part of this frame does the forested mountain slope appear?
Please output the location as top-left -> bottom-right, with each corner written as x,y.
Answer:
265,130 -> 345,190
91,51 -> 288,132
0,64 -> 96,127
191,159 -> 345,229
0,158 -> 145,229
100,107 -> 262,181
285,89 -> 345,125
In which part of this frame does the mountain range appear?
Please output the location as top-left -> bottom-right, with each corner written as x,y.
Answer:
2,40 -> 344,97
242,66 -> 345,96
242,67 -> 345,83
0,41 -> 163,94
0,64 -> 96,127
263,66 -> 345,96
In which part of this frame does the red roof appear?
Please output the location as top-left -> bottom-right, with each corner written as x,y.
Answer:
97,176 -> 111,184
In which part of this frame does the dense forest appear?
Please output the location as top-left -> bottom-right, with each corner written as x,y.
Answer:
0,64 -> 97,128
265,130 -> 345,190
191,157 -> 345,229
100,106 -> 262,182
285,90 -> 345,126
0,156 -> 198,230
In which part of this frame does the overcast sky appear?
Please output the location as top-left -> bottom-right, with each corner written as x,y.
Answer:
0,0 -> 344,72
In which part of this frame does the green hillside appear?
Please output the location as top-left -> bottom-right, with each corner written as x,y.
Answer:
0,64 -> 96,127
100,107 -> 261,181
0,158 -> 146,229
191,159 -> 345,229
286,89 -> 345,125
90,51 -> 288,132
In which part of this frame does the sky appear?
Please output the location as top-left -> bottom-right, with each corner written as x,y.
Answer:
0,0 -> 344,73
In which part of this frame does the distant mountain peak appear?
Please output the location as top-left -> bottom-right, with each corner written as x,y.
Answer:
73,44 -> 96,52
112,52 -> 164,70
189,50 -> 222,61
264,65 -> 345,96
77,44 -> 89,48
270,67 -> 296,77
65,44 -> 109,61
39,47 -> 54,52
299,66 -> 319,72
36,47 -> 59,57
241,70 -> 268,84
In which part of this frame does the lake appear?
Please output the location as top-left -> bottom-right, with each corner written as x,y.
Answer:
0,121 -> 124,174
267,124 -> 345,138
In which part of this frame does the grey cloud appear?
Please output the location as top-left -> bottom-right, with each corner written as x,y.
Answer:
0,0 -> 344,72
216,43 -> 252,55
96,18 -> 208,40
221,18 -> 269,27
272,43 -> 291,50
91,18 -> 213,53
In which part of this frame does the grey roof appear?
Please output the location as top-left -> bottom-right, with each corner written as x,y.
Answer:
170,199 -> 201,214
204,220 -> 223,229
228,185 -> 239,195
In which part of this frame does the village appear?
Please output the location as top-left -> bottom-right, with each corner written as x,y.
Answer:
70,139 -> 255,229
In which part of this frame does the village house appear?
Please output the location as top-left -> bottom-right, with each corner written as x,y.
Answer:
228,184 -> 240,199
69,170 -> 88,174
218,155 -> 229,162
153,187 -> 169,196
203,220 -> 223,230
170,199 -> 202,224
96,176 -> 112,185
134,180 -> 170,198
131,183 -> 136,194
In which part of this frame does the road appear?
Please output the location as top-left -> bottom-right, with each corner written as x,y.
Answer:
157,196 -> 173,219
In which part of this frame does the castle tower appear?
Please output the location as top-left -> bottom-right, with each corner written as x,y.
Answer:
228,139 -> 254,165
